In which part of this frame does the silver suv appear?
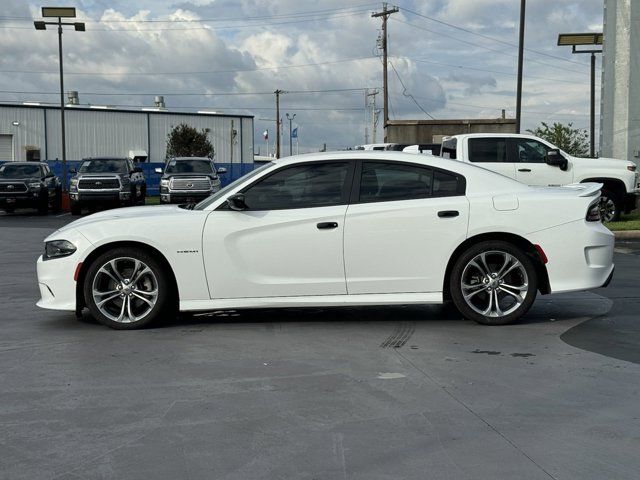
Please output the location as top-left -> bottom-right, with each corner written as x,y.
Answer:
157,157 -> 226,204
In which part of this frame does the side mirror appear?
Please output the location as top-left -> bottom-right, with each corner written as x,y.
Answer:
70,168 -> 77,174
131,166 -> 143,174
546,149 -> 568,170
154,167 -> 163,174
226,193 -> 247,211
216,167 -> 227,175
45,172 -> 54,178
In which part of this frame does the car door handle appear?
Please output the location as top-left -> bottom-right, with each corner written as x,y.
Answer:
317,222 -> 338,229
437,210 -> 459,218
518,168 -> 532,172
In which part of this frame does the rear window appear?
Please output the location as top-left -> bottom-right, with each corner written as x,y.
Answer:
441,138 -> 457,159
468,138 -> 508,163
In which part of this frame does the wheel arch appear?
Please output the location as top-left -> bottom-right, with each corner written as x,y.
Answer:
75,240 -> 179,313
442,232 -> 551,301
581,177 -> 626,196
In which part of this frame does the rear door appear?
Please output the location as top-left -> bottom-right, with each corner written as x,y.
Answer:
344,161 -> 469,294
466,137 -> 516,179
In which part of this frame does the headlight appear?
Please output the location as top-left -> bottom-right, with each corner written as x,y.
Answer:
43,240 -> 76,261
69,178 -> 78,192
70,178 -> 79,185
29,182 -> 42,189
160,179 -> 170,187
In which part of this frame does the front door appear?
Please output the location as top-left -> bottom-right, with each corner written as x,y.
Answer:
510,137 -> 574,186
202,161 -> 353,299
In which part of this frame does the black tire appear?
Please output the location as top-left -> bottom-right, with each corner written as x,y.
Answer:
51,189 -> 62,213
83,247 -> 174,330
599,189 -> 621,222
37,195 -> 48,215
70,201 -> 82,215
449,241 -> 538,326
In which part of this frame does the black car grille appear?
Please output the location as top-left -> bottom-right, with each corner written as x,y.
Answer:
0,182 -> 28,193
78,178 -> 120,189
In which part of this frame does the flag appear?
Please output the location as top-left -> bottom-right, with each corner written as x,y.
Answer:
291,127 -> 298,139
263,130 -> 268,140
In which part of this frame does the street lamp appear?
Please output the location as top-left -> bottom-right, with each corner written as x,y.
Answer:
34,7 -> 85,191
557,32 -> 603,158
286,113 -> 296,157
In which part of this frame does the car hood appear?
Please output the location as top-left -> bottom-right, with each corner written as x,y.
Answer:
569,155 -> 635,168
162,173 -> 216,179
56,205 -> 184,233
0,176 -> 40,182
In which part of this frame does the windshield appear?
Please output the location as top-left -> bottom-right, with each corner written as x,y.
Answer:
194,162 -> 274,210
0,163 -> 40,177
79,159 -> 128,174
165,159 -> 214,174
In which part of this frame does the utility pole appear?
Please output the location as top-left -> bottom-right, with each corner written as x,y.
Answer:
274,89 -> 283,158
286,113 -> 296,156
515,0 -> 526,133
367,89 -> 380,143
372,3 -> 398,142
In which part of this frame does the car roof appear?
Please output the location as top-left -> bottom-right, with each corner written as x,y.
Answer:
81,157 -> 128,161
1,161 -> 46,166
168,157 -> 212,161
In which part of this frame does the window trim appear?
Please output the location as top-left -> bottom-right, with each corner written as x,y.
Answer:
219,160 -> 356,211
350,160 -> 466,205
467,137 -> 509,164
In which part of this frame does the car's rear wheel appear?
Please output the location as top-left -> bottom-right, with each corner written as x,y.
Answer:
599,189 -> 621,222
450,241 -> 538,325
83,247 -> 172,329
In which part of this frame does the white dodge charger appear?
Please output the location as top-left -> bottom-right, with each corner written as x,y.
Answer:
37,152 -> 614,329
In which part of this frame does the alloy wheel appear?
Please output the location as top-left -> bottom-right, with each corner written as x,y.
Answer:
460,250 -> 529,318
599,196 -> 616,223
91,257 -> 158,323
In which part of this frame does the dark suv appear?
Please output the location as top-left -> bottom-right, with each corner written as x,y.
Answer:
157,157 -> 226,204
0,162 -> 61,214
69,157 -> 146,215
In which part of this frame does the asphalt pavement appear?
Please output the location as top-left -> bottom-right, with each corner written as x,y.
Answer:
1,210 -> 639,480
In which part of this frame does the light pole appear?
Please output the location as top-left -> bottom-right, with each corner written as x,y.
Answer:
558,33 -> 603,158
286,113 -> 296,157
34,7 -> 85,191
515,0 -> 526,134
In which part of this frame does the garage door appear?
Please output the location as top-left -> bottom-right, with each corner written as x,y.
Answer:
0,135 -> 13,161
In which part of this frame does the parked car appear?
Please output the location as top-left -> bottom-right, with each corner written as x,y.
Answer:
69,157 -> 146,215
0,162 -> 61,214
36,151 -> 614,330
437,134 -> 640,222
156,157 -> 226,204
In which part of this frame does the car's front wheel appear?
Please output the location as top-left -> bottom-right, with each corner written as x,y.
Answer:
450,241 -> 538,325
83,247 -> 173,329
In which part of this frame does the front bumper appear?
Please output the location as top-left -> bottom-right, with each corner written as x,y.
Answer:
528,219 -> 615,294
36,229 -> 93,312
160,191 -> 211,204
0,192 -> 40,207
70,190 -> 131,203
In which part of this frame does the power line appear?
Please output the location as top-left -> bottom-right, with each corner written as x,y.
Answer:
400,6 -> 595,69
388,60 -> 435,119
0,87 -> 372,96
0,56 -> 378,76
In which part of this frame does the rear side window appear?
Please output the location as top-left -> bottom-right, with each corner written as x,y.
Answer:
359,162 -> 464,203
468,138 -> 508,163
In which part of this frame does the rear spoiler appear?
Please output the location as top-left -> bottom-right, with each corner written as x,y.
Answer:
561,182 -> 603,197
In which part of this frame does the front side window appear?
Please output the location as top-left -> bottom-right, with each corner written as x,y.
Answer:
242,162 -> 350,210
468,138 -> 508,163
195,162 -> 273,210
79,159 -> 128,174
513,139 -> 549,163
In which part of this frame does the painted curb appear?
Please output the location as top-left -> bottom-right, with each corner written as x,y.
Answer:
613,230 -> 640,239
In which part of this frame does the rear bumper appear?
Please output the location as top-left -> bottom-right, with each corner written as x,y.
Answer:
528,220 -> 615,294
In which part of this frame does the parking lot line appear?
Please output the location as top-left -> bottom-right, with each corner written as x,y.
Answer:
56,212 -> 71,217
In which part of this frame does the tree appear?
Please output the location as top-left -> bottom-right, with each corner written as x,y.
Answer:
526,122 -> 589,157
165,123 -> 214,159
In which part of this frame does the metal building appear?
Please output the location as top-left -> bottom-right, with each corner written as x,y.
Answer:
0,103 -> 254,164
600,0 -> 639,163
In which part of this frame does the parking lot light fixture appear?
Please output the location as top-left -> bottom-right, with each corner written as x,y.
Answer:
557,32 -> 603,158
33,6 -> 85,192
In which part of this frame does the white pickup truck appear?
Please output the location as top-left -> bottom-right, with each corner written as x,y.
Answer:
437,133 -> 639,221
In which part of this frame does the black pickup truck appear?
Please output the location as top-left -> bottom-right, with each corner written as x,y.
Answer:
0,162 -> 61,214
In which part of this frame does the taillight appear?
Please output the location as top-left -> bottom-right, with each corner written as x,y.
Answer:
586,202 -> 601,222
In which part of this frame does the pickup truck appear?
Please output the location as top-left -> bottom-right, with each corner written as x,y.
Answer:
438,133 -> 639,221
0,161 -> 61,214
156,157 -> 226,204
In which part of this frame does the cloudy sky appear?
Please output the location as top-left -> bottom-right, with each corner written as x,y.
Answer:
0,0 -> 604,153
